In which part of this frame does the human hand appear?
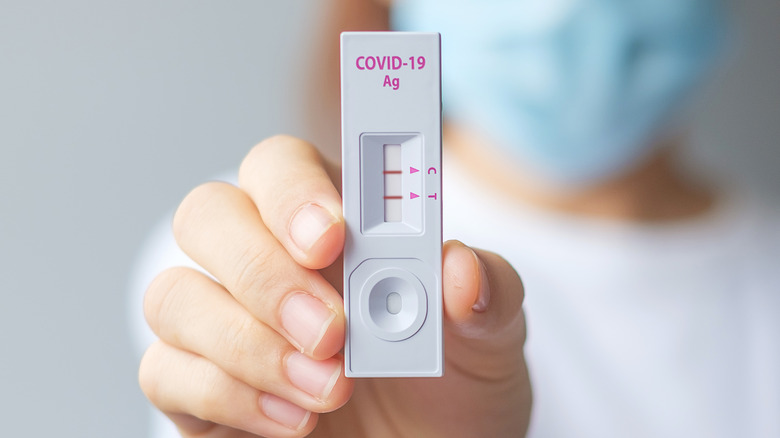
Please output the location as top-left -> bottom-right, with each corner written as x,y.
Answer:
139,135 -> 531,438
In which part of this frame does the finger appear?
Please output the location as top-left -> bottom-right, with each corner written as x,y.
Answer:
441,240 -> 527,363
144,267 -> 352,412
138,341 -> 317,438
239,135 -> 344,270
434,240 -> 531,434
173,181 -> 344,359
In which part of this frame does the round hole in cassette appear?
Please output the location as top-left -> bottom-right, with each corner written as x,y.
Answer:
359,267 -> 428,342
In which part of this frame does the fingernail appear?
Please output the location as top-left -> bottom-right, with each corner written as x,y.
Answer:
471,249 -> 490,312
289,203 -> 338,253
260,393 -> 311,430
281,293 -> 336,354
286,351 -> 341,399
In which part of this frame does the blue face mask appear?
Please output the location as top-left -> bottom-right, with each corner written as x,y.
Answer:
392,0 -> 728,184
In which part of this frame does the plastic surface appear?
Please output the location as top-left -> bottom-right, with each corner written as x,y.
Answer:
341,32 -> 443,377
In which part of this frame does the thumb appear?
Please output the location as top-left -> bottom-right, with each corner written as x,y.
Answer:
442,240 -> 528,377
353,240 -> 531,437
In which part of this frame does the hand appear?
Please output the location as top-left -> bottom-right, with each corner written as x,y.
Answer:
138,135 -> 532,438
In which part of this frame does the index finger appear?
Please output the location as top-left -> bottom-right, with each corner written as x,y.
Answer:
239,135 -> 344,270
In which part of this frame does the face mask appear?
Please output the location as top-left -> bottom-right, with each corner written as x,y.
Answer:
391,0 -> 728,184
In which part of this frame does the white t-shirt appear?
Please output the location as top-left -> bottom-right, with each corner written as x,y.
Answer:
130,163 -> 780,437
442,156 -> 780,437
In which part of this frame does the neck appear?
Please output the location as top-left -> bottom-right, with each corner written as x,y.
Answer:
445,124 -> 715,223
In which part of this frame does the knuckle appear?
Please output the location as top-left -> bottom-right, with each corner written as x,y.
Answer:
233,243 -> 285,301
187,363 -> 243,423
239,135 -> 319,185
190,363 -> 225,412
138,343 -> 250,432
217,316 -> 258,367
172,181 -> 233,244
254,134 -> 311,159
138,342 -> 164,405
143,267 -> 194,338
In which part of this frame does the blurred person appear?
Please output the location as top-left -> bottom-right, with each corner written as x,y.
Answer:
132,0 -> 780,437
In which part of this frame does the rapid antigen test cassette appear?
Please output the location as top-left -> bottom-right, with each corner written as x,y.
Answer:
341,32 -> 443,377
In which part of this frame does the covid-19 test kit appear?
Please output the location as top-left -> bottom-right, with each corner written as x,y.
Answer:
341,32 -> 443,378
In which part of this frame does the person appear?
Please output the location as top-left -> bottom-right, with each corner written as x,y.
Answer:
131,0 -> 780,437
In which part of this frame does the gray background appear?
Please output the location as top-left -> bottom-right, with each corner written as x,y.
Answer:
0,1 -> 777,437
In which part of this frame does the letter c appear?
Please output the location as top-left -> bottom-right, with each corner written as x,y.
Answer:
356,56 -> 365,70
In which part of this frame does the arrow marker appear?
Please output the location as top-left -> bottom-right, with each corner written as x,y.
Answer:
410,166 -> 419,174
410,192 -> 419,199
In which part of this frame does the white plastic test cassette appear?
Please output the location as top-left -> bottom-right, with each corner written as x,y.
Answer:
341,32 -> 442,377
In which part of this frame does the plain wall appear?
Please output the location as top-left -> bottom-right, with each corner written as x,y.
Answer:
0,1 -> 317,436
0,1 -> 777,437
